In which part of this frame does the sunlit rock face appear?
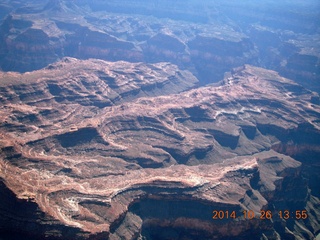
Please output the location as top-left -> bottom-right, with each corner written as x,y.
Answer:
0,0 -> 318,89
0,0 -> 319,239
0,63 -> 319,239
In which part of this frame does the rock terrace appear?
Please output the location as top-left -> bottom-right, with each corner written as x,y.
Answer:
0,62 -> 319,239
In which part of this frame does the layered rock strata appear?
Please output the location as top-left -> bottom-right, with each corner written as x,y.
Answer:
0,64 -> 319,239
1,0 -> 318,89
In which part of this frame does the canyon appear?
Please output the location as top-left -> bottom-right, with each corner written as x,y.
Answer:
0,62 -> 319,239
0,0 -> 319,89
0,0 -> 319,239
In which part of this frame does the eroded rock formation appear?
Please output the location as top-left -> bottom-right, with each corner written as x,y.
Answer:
0,63 -> 319,239
0,0 -> 318,90
0,0 -> 319,239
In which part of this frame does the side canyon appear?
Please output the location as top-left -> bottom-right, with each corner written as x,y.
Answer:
0,0 -> 319,239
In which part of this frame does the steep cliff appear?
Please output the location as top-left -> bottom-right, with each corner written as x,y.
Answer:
0,64 -> 319,239
1,0 -> 318,90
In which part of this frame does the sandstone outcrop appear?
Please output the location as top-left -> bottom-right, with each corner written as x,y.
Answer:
1,0 -> 318,90
0,57 -> 197,107
0,0 -> 319,239
0,64 -> 319,239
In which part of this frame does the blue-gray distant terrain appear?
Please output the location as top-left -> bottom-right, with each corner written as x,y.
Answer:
0,0 -> 319,239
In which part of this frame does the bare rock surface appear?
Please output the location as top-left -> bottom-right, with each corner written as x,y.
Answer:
0,57 -> 197,107
0,64 -> 319,239
0,0 -> 318,90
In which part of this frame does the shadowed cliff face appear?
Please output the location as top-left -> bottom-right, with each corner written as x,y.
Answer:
0,0 -> 319,239
0,63 -> 319,239
0,0 -> 319,90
